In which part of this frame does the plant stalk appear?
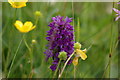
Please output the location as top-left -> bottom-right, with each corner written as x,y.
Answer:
58,52 -> 74,78
7,34 -> 24,78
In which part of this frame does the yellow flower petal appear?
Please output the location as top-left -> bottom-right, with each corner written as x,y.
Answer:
29,26 -> 36,31
76,49 -> 87,60
14,20 -> 35,33
12,2 -> 26,8
21,21 -> 33,32
8,0 -> 28,8
14,20 -> 23,32
72,57 -> 78,66
14,0 -> 28,2
8,0 -> 14,5
82,48 -> 87,53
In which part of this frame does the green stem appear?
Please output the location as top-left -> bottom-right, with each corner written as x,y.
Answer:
35,17 -> 39,26
13,8 -> 17,22
72,1 -> 75,41
74,66 -> 76,78
102,2 -> 115,78
109,56 -> 111,78
53,59 -> 61,78
101,58 -> 110,79
7,34 -> 24,78
108,2 -> 115,78
23,35 -> 31,52
101,41 -> 118,79
58,52 -> 75,78
34,17 -> 39,33
23,35 -> 33,78
72,1 -> 74,27
76,18 -> 80,42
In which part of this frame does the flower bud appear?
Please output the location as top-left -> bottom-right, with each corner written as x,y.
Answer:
74,42 -> 81,49
58,51 -> 67,60
32,40 -> 37,44
34,11 -> 42,17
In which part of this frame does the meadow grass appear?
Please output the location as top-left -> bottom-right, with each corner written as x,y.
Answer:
2,2 -> 118,78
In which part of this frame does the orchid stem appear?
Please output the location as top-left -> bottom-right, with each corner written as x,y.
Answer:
53,59 -> 61,78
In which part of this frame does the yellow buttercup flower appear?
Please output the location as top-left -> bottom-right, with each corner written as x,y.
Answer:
14,20 -> 36,33
72,42 -> 87,66
8,0 -> 28,8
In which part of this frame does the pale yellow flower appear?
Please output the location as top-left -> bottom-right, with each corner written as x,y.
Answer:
8,0 -> 28,8
72,57 -> 78,66
75,49 -> 87,60
14,20 -> 36,33
72,42 -> 87,66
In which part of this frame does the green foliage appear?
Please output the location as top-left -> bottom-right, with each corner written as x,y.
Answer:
2,2 -> 118,78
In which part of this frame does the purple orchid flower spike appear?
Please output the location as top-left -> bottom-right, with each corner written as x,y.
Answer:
113,8 -> 120,21
117,2 -> 120,4
44,16 -> 75,71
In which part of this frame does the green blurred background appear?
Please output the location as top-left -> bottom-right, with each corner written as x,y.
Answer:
2,2 -> 118,78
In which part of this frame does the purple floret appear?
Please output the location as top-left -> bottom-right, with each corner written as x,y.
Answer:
117,2 -> 120,4
113,8 -> 120,21
44,16 -> 74,71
